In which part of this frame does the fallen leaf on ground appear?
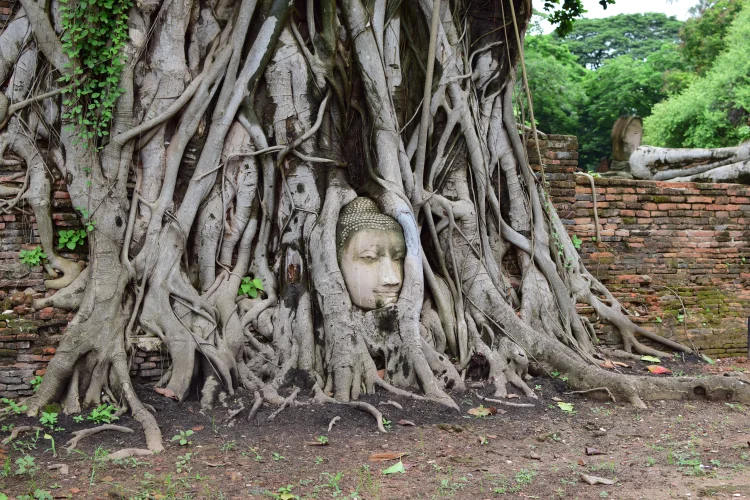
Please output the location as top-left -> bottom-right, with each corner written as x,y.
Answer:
647,365 -> 671,375
580,473 -> 615,485
102,476 -> 114,482
578,458 -> 586,466
613,361 -> 630,368
69,488 -> 81,494
154,387 -> 177,400
468,405 -> 497,417
640,355 -> 661,363
551,396 -> 562,402
585,447 -> 604,456
382,461 -> 406,475
506,394 -> 520,399
397,419 -> 416,426
191,425 -> 204,431
600,359 -> 615,369
369,452 -> 408,461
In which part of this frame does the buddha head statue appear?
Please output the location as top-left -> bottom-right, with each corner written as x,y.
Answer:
336,198 -> 406,310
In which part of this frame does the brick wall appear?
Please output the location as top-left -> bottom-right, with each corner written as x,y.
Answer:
0,162 -> 166,399
531,135 -> 750,358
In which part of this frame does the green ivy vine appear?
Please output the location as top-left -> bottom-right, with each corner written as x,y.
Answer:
58,0 -> 132,147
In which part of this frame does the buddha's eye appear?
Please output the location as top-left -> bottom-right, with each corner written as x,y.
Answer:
358,252 -> 378,261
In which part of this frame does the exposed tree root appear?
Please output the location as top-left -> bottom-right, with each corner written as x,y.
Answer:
1,426 -> 42,445
65,425 -> 134,452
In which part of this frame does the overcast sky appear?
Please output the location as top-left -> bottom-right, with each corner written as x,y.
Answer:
540,0 -> 697,33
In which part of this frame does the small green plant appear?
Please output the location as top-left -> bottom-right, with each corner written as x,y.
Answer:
314,456 -> 324,465
1,423 -> 14,432
19,247 -> 47,266
29,375 -> 43,392
243,447 -> 263,461
221,441 -> 236,452
515,468 -> 537,484
14,455 -> 38,476
382,417 -> 392,429
316,435 -> 329,445
57,228 -> 88,250
571,234 -> 583,250
272,485 -> 298,500
87,403 -> 118,424
171,429 -> 194,446
2,398 -> 28,415
238,276 -> 264,298
40,411 -> 58,429
272,452 -> 286,461
73,415 -> 84,423
44,433 -> 57,457
175,452 -> 193,473
320,471 -> 344,495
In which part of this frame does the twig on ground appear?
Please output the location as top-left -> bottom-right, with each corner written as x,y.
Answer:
475,391 -> 535,408
327,415 -> 340,432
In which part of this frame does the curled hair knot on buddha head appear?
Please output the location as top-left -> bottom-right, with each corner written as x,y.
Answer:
336,197 -> 402,260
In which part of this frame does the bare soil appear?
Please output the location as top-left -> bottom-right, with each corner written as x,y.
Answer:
2,357 -> 750,499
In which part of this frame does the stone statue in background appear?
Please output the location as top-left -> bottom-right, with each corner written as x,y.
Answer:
336,197 -> 405,310
605,116 -> 643,178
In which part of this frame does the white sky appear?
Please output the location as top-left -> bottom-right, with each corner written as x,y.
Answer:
540,0 -> 697,33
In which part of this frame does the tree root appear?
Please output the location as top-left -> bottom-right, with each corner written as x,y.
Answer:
247,391 -> 263,422
268,387 -> 300,420
1,426 -> 43,445
65,425 -> 134,452
104,448 -> 156,461
379,400 -> 403,410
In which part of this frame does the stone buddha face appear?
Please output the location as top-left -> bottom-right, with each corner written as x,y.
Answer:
337,198 -> 406,310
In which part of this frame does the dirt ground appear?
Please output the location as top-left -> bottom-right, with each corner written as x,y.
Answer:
2,357 -> 750,499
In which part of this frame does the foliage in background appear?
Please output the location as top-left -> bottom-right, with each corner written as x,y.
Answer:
644,2 -> 750,147
525,4 -> 749,168
680,0 -> 747,74
59,0 -> 132,146
520,36 -> 586,137
552,13 -> 683,69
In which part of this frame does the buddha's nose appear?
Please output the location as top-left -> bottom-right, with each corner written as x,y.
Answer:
380,258 -> 401,287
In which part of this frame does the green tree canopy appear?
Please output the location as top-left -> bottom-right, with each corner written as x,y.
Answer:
680,0 -> 747,74
644,1 -> 750,148
553,13 -> 683,69
521,35 -> 587,137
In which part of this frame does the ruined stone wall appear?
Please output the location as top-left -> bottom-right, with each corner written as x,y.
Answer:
531,135 -> 750,358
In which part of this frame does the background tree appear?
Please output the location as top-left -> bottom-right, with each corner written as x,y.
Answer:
2,0 -> 747,457
552,13 -> 683,69
680,0 -> 747,74
644,1 -> 750,147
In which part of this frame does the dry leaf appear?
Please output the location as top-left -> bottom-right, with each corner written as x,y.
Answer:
69,488 -> 81,494
397,419 -> 416,426
154,387 -> 177,400
578,458 -> 586,466
191,425 -> 204,431
468,406 -> 497,417
647,365 -> 671,375
369,452 -> 407,461
376,369 -> 385,379
613,361 -> 630,367
585,447 -> 604,456
600,359 -> 615,370
506,393 -> 520,399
